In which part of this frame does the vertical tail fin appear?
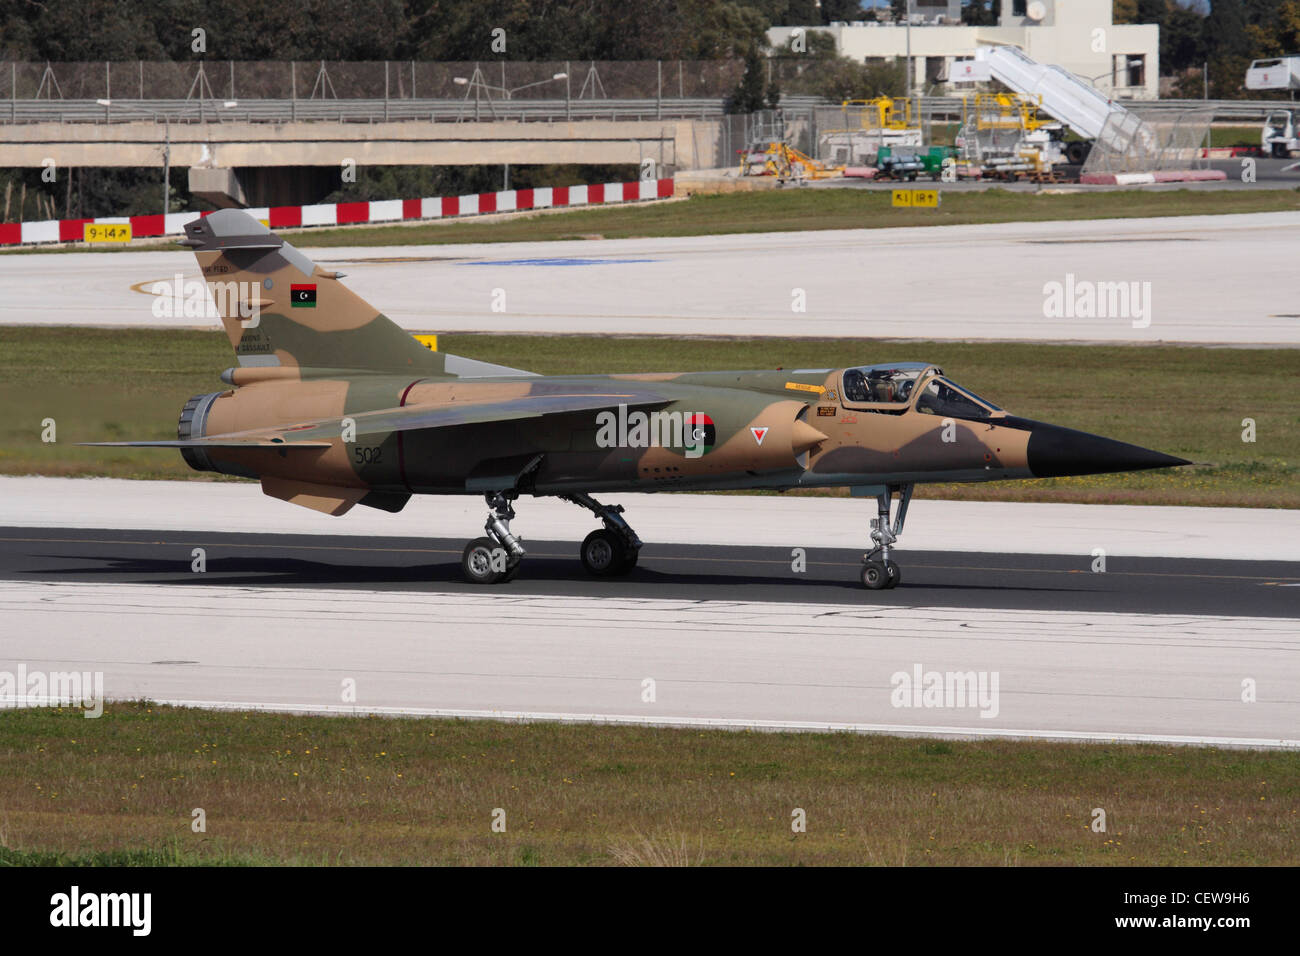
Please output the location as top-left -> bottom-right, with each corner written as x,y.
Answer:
182,209 -> 439,374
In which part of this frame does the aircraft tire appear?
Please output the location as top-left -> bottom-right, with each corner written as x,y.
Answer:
884,560 -> 901,589
581,529 -> 626,577
462,537 -> 506,585
610,546 -> 639,575
861,560 -> 890,590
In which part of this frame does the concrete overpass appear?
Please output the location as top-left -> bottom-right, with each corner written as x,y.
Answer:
0,112 -> 725,206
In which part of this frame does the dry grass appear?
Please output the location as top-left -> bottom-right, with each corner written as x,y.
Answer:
0,703 -> 1295,866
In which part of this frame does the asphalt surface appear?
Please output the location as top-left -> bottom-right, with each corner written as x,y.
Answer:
3,526 -> 1296,617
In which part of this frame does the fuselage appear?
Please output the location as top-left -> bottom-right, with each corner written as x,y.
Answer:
178,363 -> 1067,497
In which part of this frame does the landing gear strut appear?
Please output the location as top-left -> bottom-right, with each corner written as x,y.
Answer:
562,492 -> 642,576
862,483 -> 912,591
461,491 -> 525,584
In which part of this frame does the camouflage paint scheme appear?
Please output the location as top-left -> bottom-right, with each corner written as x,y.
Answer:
90,210 -> 1186,525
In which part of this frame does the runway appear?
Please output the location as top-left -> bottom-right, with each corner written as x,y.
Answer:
1,478 -> 1295,746
4,477 -> 1298,562
2,526 -> 1298,617
2,577 -> 1296,748
3,211 -> 1298,345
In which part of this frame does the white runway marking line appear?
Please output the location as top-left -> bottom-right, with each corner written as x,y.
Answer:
2,580 -> 1298,750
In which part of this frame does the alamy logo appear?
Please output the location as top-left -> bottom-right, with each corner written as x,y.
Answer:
1042,273 -> 1151,329
890,663 -> 1000,718
150,273 -> 261,326
595,405 -> 713,458
50,886 -> 151,936
0,664 -> 103,718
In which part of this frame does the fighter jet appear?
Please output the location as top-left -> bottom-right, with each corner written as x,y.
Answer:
85,209 -> 1189,590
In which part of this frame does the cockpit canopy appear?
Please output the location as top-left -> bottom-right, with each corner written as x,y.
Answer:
840,362 -> 1002,420
841,362 -> 930,405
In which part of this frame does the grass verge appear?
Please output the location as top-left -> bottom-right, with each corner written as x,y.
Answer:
1,328 -> 1294,507
2,702 -> 1300,868
1,703 -> 1295,866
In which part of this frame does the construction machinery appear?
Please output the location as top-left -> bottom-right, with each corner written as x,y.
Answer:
876,145 -> 956,182
973,45 -> 1137,165
739,140 -> 844,182
956,91 -> 1067,179
963,45 -> 1210,180
817,97 -> 924,167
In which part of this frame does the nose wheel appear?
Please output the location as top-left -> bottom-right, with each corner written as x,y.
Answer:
861,483 -> 911,591
861,558 -> 900,590
460,492 -> 525,584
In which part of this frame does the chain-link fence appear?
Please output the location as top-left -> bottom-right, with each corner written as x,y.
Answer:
718,103 -> 950,168
1081,107 -> 1214,175
717,110 -> 817,169
0,60 -> 747,102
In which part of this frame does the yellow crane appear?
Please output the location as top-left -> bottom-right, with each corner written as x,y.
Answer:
739,140 -> 844,181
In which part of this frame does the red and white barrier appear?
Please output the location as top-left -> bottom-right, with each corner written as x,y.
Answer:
1079,170 -> 1227,186
0,177 -> 676,247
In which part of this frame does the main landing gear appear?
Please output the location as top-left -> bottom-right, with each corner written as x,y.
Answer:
861,483 -> 912,591
460,491 -> 643,584
562,493 -> 642,577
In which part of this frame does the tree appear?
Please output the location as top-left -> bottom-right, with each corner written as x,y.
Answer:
1246,0 -> 1300,56
778,53 -> 906,100
1161,1 -> 1206,74
1203,0 -> 1253,96
725,45 -> 773,113
821,0 -> 868,22
1136,0 -> 1166,21
1205,0 -> 1252,60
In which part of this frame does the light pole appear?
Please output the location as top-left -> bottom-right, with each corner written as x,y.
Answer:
453,74 -> 567,188
453,72 -> 567,101
99,99 -> 171,215
905,0 -> 912,100
98,99 -> 238,215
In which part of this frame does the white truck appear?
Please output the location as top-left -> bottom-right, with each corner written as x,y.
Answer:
1246,56 -> 1300,93
1243,58 -> 1300,157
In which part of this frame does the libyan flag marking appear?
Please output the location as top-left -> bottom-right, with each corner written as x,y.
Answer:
290,284 -> 317,307
685,413 -> 715,454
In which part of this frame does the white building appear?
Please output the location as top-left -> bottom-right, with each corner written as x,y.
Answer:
768,0 -> 1160,99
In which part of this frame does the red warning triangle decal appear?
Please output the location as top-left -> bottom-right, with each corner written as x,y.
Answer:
750,426 -> 769,446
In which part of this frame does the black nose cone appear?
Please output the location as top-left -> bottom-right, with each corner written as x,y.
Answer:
1025,421 -> 1191,479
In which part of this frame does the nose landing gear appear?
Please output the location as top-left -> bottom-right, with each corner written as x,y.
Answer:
461,491 -> 525,584
862,483 -> 912,590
